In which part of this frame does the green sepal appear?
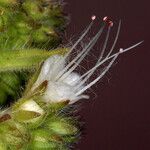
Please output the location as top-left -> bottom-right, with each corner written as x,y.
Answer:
46,100 -> 70,114
25,80 -> 48,98
62,135 -> 78,144
29,129 -> 67,150
46,117 -> 78,136
12,110 -> 41,122
23,64 -> 44,97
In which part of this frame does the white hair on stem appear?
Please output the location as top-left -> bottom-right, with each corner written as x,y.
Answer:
33,16 -> 143,104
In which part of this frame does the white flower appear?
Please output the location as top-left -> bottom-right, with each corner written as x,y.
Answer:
32,55 -> 88,104
32,17 -> 142,104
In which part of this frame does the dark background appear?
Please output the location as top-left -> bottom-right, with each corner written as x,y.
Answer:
65,0 -> 150,150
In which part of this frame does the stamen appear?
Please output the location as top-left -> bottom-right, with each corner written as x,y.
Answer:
91,15 -> 96,21
119,48 -> 124,53
75,21 -> 120,89
75,53 -> 119,96
74,20 -> 118,89
74,51 -> 117,91
77,20 -> 120,86
98,26 -> 111,62
55,16 -> 96,80
103,16 -> 114,27
58,24 -> 105,81
74,41 -> 143,90
65,15 -> 96,56
106,21 -> 121,58
121,41 -> 143,53
103,16 -> 108,21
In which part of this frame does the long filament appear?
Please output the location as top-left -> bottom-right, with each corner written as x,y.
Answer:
57,24 -> 105,81
55,19 -> 95,81
106,21 -> 121,58
74,22 -> 121,89
75,53 -> 119,96
98,26 -> 111,62
75,41 -> 143,91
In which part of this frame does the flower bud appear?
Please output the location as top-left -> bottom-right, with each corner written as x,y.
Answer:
30,129 -> 65,149
12,99 -> 45,126
46,118 -> 78,136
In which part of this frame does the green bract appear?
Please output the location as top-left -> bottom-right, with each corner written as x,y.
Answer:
0,48 -> 67,72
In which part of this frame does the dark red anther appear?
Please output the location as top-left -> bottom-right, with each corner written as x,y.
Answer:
103,16 -> 113,27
